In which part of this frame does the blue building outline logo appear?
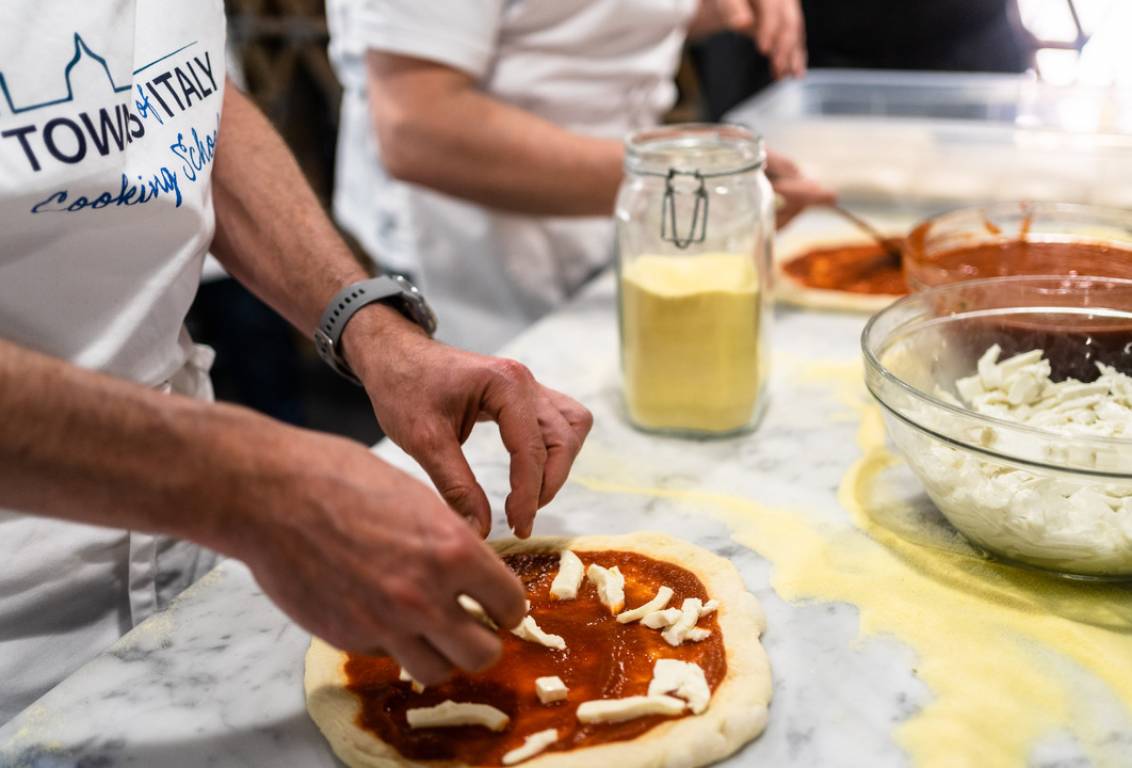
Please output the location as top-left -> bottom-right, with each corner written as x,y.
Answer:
0,33 -> 197,117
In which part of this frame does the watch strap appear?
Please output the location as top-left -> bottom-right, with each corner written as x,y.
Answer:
314,275 -> 412,385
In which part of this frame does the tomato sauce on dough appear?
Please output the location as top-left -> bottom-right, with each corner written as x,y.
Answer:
344,550 -> 726,766
782,242 -> 907,296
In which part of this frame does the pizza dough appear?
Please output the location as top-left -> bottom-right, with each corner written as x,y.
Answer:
304,533 -> 772,768
775,230 -> 906,314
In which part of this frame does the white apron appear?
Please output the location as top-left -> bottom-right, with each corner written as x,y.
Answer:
0,1 -> 227,723
327,0 -> 697,353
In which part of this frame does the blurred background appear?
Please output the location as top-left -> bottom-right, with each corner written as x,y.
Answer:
197,0 -> 1130,445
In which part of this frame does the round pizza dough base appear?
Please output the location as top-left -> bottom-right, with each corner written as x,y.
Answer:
305,532 -> 772,768
774,231 -> 905,314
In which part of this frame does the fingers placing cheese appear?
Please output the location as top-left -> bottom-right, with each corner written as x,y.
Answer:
576,695 -> 686,724
406,701 -> 510,731
511,615 -> 566,650
616,585 -> 674,624
549,550 -> 585,600
535,675 -> 568,704
458,595 -> 498,630
398,667 -> 425,693
586,564 -> 626,614
662,598 -> 704,647
641,607 -> 683,629
648,659 -> 712,715
502,728 -> 559,765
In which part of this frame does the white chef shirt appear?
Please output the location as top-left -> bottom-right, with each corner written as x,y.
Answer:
327,0 -> 697,353
0,1 -> 226,723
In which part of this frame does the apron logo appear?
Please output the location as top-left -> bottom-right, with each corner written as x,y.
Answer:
0,33 -> 217,174
30,113 -> 220,214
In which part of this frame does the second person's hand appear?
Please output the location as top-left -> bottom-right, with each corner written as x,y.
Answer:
767,150 -> 836,228
693,0 -> 807,79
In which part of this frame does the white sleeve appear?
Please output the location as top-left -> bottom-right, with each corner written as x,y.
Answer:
336,0 -> 505,80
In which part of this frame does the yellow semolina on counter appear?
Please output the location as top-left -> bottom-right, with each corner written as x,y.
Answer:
619,252 -> 763,434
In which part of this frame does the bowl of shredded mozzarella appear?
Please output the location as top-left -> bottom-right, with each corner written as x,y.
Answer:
863,275 -> 1132,578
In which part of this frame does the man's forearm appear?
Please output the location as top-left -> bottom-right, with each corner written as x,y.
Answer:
209,82 -> 421,365
368,53 -> 624,218
210,83 -> 373,333
0,337 -> 272,554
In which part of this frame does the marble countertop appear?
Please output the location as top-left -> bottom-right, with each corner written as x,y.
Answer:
2,211 -> 1128,768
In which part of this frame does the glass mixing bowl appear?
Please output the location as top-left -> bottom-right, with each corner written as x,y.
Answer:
863,276 -> 1132,579
903,202 -> 1132,291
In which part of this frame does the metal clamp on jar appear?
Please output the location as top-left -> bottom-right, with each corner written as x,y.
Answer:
615,124 -> 774,436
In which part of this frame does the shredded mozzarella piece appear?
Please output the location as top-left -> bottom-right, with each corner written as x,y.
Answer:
549,550 -> 585,600
576,695 -> 686,723
398,667 -> 425,693
648,659 -> 712,714
406,701 -> 509,731
502,729 -> 558,765
535,675 -> 568,704
662,598 -> 706,646
641,608 -> 683,629
511,615 -> 566,650
586,563 -> 626,614
457,595 -> 497,629
616,585 -> 674,624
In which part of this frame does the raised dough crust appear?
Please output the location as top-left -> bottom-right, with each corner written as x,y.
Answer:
305,532 -> 772,768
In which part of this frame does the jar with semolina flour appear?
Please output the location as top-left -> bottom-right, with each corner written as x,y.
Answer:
616,124 -> 774,436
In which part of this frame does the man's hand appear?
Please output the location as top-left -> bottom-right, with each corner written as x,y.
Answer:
691,0 -> 807,79
767,150 -> 836,228
0,336 -> 527,685
208,85 -> 591,536
342,307 -> 593,540
235,426 -> 528,684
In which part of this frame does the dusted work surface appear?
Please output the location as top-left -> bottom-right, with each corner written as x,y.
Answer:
3,258 -> 1132,767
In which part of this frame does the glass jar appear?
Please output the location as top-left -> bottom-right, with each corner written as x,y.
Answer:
615,124 -> 774,437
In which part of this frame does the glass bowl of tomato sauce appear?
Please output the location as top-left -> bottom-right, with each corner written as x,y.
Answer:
903,202 -> 1132,291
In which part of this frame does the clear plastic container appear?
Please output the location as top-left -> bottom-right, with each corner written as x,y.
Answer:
615,124 -> 774,437
729,70 -> 1132,210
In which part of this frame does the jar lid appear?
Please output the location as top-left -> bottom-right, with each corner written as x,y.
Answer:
624,123 -> 765,177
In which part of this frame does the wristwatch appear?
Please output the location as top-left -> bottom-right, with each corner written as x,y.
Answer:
314,274 -> 438,385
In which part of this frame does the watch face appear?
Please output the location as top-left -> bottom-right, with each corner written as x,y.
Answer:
411,296 -> 439,337
391,274 -> 438,336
